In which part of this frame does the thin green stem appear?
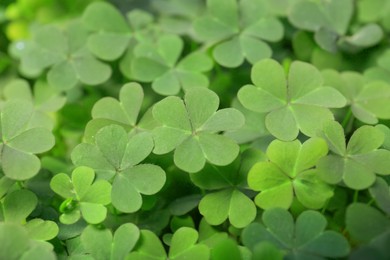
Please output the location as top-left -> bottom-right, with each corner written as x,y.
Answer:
353,190 -> 359,202
341,108 -> 353,129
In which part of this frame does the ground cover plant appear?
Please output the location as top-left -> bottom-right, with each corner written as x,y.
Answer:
1,0 -> 390,259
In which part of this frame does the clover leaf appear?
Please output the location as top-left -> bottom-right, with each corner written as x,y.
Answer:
191,149 -> 264,228
0,223 -> 56,260
0,99 -> 55,180
1,189 -> 59,241
81,223 -> 140,260
317,121 -> 390,190
72,125 -> 166,213
152,87 -> 244,173
369,177 -> 390,215
131,34 -> 213,96
346,203 -> 390,243
248,137 -> 333,210
3,79 -> 66,130
357,0 -> 390,32
242,208 -> 350,259
50,166 -> 111,224
84,82 -> 157,143
238,59 -> 347,141
11,22 -> 111,90
193,0 -> 283,67
128,227 -> 210,260
322,69 -> 390,124
364,49 -> 390,85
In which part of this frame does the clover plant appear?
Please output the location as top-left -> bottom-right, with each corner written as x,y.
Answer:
1,0 -> 390,258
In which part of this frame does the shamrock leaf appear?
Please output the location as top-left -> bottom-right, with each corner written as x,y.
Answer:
242,208 -> 350,259
248,137 -> 333,209
50,166 -> 111,224
322,69 -> 390,124
192,149 -> 264,228
128,227 -> 210,260
365,49 -> 390,85
346,203 -> 390,243
317,121 -> 390,190
357,0 -> 390,32
238,59 -> 347,141
81,223 -> 140,260
82,2 -> 155,61
152,87 -> 244,173
72,125 -> 166,213
369,177 -> 390,215
0,99 -> 55,180
84,82 -> 158,143
1,189 -> 59,241
3,79 -> 66,130
131,34 -> 213,95
193,0 -> 284,67
0,223 -> 56,260
11,22 -> 111,90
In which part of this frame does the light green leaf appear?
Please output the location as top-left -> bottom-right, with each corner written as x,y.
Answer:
200,108 -> 245,132
127,230 -> 166,259
72,166 -> 95,200
81,225 -> 112,260
50,173 -> 74,199
0,223 -> 30,260
213,37 -> 244,68
80,202 -> 107,224
237,84 -> 285,113
346,125 -> 384,154
3,189 -> 38,223
25,219 -> 59,241
153,96 -> 192,131
265,106 -> 298,141
112,174 -> 142,213
293,87 -> 347,107
174,137 -> 205,173
47,61 -> 78,90
169,227 -> 210,260
87,33 -> 130,61
125,164 -> 166,195
320,120 -> 346,156
2,146 -> 41,180
152,70 -> 181,96
198,133 -> 239,166
112,223 -> 140,260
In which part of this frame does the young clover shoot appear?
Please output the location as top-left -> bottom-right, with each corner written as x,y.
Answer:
50,166 -> 111,224
84,82 -> 157,143
152,87 -> 245,173
238,58 -> 347,141
317,120 -> 390,190
242,208 -> 350,259
71,125 -> 166,213
131,34 -> 213,95
10,22 -> 111,90
0,100 -> 55,180
322,70 -> 390,125
128,227 -> 210,260
194,0 -> 284,67
248,137 -> 333,210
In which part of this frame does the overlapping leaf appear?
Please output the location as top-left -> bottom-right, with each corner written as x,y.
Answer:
193,0 -> 284,67
81,224 -> 140,260
0,99 -> 55,180
242,208 -> 350,259
357,0 -> 390,32
248,137 -> 333,209
84,82 -> 157,143
3,79 -> 66,130
131,34 -> 213,95
317,121 -> 390,190
191,149 -> 264,228
128,227 -> 210,260
322,69 -> 390,124
10,22 -> 111,90
72,125 -> 166,213
152,87 -> 244,173
50,166 -> 111,224
364,49 -> 390,85
1,189 -> 58,241
238,59 -> 347,141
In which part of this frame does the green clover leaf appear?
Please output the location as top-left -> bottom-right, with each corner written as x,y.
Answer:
84,82 -> 157,143
365,49 -> 390,84
1,189 -> 59,241
0,100 -> 55,180
193,0 -> 283,67
81,223 -> 140,260
0,223 -> 56,260
357,0 -> 390,32
317,121 -> 390,190
192,149 -> 264,228
152,87 -> 244,173
72,125 -> 166,213
50,166 -> 111,224
238,59 -> 347,141
3,79 -> 66,130
346,203 -> 390,243
128,227 -> 210,260
248,137 -> 333,210
131,34 -> 213,95
322,69 -> 390,124
369,177 -> 390,215
11,22 -> 111,90
242,208 -> 350,259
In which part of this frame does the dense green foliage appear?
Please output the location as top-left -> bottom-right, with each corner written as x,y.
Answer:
1,0 -> 390,259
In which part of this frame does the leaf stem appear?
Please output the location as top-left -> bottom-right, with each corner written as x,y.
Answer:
341,108 -> 353,129
353,190 -> 359,202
